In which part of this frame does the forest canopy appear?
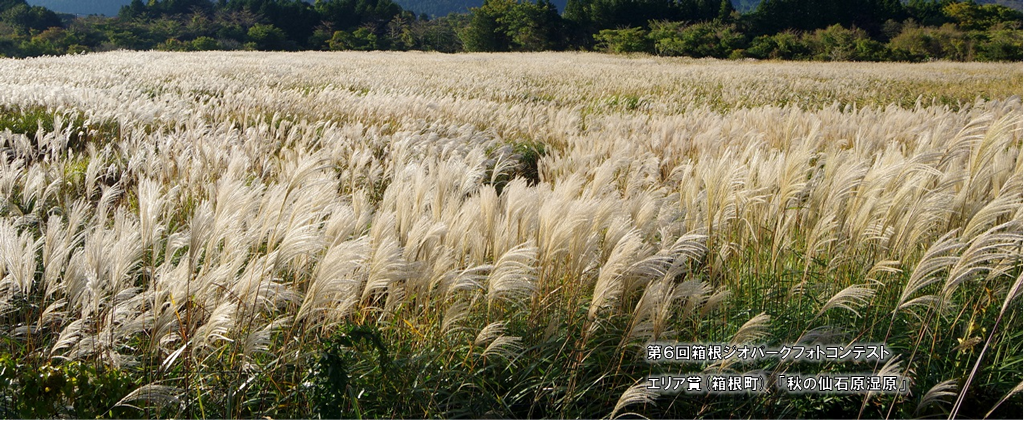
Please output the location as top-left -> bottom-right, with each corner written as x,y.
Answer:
0,0 -> 1020,60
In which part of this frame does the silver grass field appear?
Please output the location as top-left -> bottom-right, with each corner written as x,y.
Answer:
0,51 -> 1021,418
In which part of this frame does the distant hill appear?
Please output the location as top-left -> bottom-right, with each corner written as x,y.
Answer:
732,0 -> 1022,12
22,0 -> 484,17
734,0 -> 759,12
991,0 -> 1024,10
26,0 -> 129,16
21,0 -> 530,18
23,0 -> 1024,18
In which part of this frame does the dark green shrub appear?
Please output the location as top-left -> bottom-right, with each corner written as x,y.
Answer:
649,20 -> 746,58
746,31 -> 809,60
594,27 -> 652,54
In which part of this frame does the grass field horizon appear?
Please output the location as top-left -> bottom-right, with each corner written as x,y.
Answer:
0,51 -> 1021,418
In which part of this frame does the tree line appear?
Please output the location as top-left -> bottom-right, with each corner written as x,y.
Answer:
0,0 -> 1020,61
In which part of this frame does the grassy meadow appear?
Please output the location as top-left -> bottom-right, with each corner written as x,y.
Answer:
0,51 -> 1021,418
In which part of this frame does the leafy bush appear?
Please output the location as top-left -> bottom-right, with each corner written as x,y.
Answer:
247,23 -> 289,51
977,27 -> 1023,61
329,28 -> 379,51
649,20 -> 746,58
155,37 -> 191,51
191,36 -> 220,51
746,31 -> 810,60
0,357 -> 139,419
307,324 -> 393,418
593,27 -> 651,54
888,22 -> 974,61
803,24 -> 872,61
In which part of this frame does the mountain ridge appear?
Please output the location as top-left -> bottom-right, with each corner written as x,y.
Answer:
24,0 -> 1024,18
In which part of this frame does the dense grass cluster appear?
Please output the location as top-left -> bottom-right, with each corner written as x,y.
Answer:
0,51 -> 1021,418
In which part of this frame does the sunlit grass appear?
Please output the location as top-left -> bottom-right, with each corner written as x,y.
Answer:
0,51 -> 1020,418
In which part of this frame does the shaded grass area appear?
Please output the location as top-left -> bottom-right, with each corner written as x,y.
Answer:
0,105 -> 120,153
1,244 -> 1017,418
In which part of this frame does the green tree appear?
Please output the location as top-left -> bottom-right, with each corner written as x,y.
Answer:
19,26 -> 72,55
499,0 -> 563,51
328,26 -> 379,50
191,35 -> 221,49
750,0 -> 906,36
228,1 -> 320,48
717,0 -> 736,21
409,13 -> 466,52
0,3 -> 61,34
0,0 -> 28,12
593,26 -> 651,53
155,36 -> 193,50
809,24 -> 866,60
460,0 -> 515,52
887,21 -> 973,60
977,26 -> 1023,61
384,14 -> 415,50
247,22 -> 288,49
563,0 -> 588,26
648,20 -> 745,58
118,0 -> 151,20
906,0 -> 955,27
942,1 -> 1022,31
745,30 -> 809,59
562,0 -> 593,48
314,0 -> 403,32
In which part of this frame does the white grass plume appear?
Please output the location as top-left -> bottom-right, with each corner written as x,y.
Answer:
243,317 -> 291,358
115,383 -> 181,412
474,321 -> 523,361
441,300 -> 470,335
730,312 -> 771,346
985,381 -> 1023,419
363,235 -> 412,303
486,241 -> 538,309
296,237 -> 369,327
941,221 -> 1021,303
915,379 -> 958,416
610,380 -> 657,419
816,284 -> 876,319
0,219 -> 41,296
589,230 -> 644,320
896,230 -> 964,313
625,277 -> 711,344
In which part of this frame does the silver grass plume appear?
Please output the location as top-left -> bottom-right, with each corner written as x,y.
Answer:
896,230 -> 964,313
610,380 -> 657,419
915,379 -> 959,416
589,230 -> 645,320
816,284 -> 876,319
486,241 -> 538,309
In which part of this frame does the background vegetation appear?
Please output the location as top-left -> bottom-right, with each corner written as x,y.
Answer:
0,0 -> 1020,60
